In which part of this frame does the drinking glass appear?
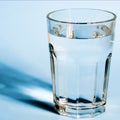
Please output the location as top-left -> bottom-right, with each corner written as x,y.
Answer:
47,8 -> 116,118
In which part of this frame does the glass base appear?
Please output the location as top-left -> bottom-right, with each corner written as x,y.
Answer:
54,100 -> 105,118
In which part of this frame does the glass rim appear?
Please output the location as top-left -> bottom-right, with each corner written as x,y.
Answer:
47,8 -> 116,24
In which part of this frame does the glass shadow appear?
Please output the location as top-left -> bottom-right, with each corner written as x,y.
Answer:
0,63 -> 56,113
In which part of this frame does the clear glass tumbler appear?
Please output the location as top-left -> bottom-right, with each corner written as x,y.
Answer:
47,8 -> 116,118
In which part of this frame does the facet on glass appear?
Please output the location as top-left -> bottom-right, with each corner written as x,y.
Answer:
47,8 -> 116,118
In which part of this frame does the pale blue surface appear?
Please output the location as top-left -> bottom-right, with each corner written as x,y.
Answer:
0,1 -> 120,120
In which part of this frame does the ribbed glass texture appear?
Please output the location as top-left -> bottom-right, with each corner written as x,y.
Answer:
47,8 -> 116,118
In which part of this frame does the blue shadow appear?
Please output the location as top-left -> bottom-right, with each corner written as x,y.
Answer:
0,63 -> 57,113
